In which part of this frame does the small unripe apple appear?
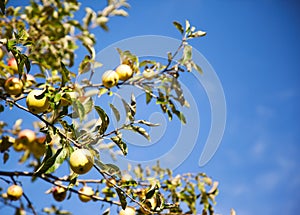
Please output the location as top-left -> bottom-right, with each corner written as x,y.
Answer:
7,185 -> 23,201
52,186 -> 67,202
8,58 -> 18,72
26,89 -> 50,114
119,206 -> 136,215
69,149 -> 94,175
78,186 -> 94,202
4,77 -> 23,95
102,70 -> 119,88
115,64 -> 133,81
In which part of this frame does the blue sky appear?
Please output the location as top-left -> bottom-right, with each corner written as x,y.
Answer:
2,0 -> 300,214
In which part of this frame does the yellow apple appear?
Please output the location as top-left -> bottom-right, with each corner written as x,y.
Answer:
115,64 -> 133,81
52,186 -> 67,202
4,77 -> 23,95
0,48 -> 4,60
26,89 -> 50,114
7,185 -> 23,201
69,148 -> 94,175
102,70 -> 119,88
119,206 -> 136,215
8,58 -> 18,72
78,186 -> 94,202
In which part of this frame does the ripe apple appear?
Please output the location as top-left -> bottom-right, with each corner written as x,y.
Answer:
4,77 -> 23,95
102,70 -> 119,88
26,89 -> 50,114
119,206 -> 136,215
52,186 -> 67,202
115,64 -> 133,81
7,185 -> 23,201
8,58 -> 18,72
69,148 -> 94,175
78,186 -> 94,202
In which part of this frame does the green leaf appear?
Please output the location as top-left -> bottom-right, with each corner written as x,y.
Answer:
185,20 -> 191,33
60,62 -> 70,87
79,55 -> 91,75
109,103 -> 120,122
0,104 -> 4,112
71,100 -> 85,121
102,208 -> 110,215
111,135 -> 128,156
94,106 -> 110,135
173,21 -> 184,34
146,184 -> 158,199
34,147 -> 64,175
116,188 -> 127,210
136,120 -> 159,127
121,99 -> 134,121
94,159 -> 121,178
46,147 -> 68,173
0,0 -> 5,15
182,45 -> 192,63
191,61 -> 203,74
130,125 -> 150,140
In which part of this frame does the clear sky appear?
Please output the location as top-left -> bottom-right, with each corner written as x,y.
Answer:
2,1 -> 300,215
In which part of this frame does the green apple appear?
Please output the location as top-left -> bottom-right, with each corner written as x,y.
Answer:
26,89 -> 50,114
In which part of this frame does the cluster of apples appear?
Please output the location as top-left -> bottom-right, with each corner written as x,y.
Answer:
51,185 -> 95,203
102,64 -> 133,88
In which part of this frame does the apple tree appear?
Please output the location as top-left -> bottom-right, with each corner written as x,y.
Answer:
0,1 -> 230,214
